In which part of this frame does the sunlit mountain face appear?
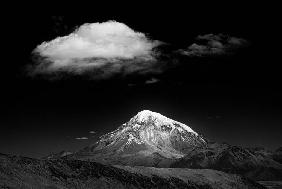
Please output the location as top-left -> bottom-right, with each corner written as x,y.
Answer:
93,110 -> 206,156
72,110 -> 206,165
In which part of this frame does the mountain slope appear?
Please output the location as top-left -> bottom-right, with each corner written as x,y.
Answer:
171,142 -> 282,181
73,110 -> 206,166
0,153 -> 265,189
43,150 -> 73,160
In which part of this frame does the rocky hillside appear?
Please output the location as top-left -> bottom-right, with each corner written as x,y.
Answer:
0,153 -> 265,189
43,150 -> 73,160
171,142 -> 282,181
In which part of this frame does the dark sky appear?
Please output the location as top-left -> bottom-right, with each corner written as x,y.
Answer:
0,8 -> 281,158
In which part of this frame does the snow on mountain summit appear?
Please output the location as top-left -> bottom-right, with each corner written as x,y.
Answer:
130,110 -> 198,135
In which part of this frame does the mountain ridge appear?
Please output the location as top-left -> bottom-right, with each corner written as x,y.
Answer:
0,153 -> 266,189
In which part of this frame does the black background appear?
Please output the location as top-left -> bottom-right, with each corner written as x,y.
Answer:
0,5 -> 281,158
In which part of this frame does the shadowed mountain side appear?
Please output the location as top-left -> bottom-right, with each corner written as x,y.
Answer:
0,153 -> 265,189
43,150 -> 73,160
70,143 -> 282,181
70,150 -> 176,167
273,147 -> 282,164
258,181 -> 282,189
171,142 -> 282,181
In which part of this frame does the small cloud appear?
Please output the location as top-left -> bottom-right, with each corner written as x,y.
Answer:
89,131 -> 96,134
179,34 -> 248,57
75,137 -> 88,140
145,77 -> 160,84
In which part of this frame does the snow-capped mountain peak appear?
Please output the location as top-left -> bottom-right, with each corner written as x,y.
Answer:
80,110 -> 206,161
130,110 -> 198,135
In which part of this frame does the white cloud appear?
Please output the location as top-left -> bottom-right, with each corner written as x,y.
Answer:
75,137 -> 88,140
89,131 -> 96,134
31,21 -> 161,78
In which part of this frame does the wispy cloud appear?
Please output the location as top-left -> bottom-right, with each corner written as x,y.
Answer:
89,131 -> 96,134
75,137 -> 88,140
179,34 -> 248,57
145,77 -> 160,84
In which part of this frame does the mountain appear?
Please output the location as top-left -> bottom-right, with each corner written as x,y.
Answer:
0,153 -> 265,189
70,110 -> 282,181
1,110 -> 281,187
72,110 -> 206,166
